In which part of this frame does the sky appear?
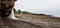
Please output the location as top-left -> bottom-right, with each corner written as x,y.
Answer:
14,0 -> 60,17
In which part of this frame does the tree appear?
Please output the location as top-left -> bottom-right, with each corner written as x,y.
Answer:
22,11 -> 29,14
17,10 -> 21,14
13,8 -> 17,13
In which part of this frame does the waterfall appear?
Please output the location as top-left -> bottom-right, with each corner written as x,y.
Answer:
8,8 -> 18,19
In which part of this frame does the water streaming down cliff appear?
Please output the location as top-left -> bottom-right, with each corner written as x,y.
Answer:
8,8 -> 18,19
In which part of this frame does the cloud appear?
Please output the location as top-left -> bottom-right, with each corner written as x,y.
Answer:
14,0 -> 60,17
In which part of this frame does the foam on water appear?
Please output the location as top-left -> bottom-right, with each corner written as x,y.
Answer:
8,8 -> 18,20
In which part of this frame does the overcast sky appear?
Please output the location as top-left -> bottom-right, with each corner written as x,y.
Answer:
14,0 -> 60,17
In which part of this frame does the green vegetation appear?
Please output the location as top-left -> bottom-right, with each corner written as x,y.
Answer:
13,8 -> 17,13
13,8 -> 31,14
13,8 -> 46,16
17,10 -> 21,14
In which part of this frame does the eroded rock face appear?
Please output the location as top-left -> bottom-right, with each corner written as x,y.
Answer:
0,17 -> 45,28
0,0 -> 17,17
0,17 -> 5,26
